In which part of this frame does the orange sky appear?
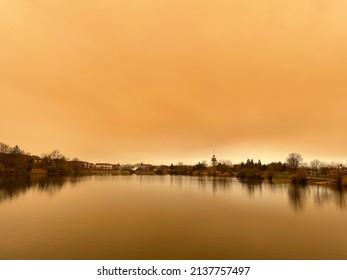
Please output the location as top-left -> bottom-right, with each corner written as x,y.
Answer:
1,0 -> 347,165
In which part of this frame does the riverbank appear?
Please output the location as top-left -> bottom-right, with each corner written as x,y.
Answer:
270,172 -> 345,187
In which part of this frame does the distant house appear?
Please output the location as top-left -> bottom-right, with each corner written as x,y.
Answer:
329,165 -> 347,176
30,156 -> 42,165
94,163 -> 114,170
135,163 -> 153,172
82,162 -> 94,169
29,156 -> 46,174
132,163 -> 154,173
120,163 -> 153,173
120,164 -> 136,172
154,165 -> 169,175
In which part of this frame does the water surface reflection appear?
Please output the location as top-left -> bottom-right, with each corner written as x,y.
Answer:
0,176 -> 86,203
1,175 -> 346,211
1,175 -> 347,259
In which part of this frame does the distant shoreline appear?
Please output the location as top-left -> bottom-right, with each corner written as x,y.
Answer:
1,145 -> 346,188
0,171 -> 344,189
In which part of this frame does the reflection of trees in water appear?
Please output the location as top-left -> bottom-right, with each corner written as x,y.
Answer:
0,176 -> 86,204
239,180 -> 262,197
168,175 -> 234,193
35,176 -> 68,197
267,181 -> 287,193
334,188 -> 346,210
68,176 -> 85,187
137,175 -> 167,187
313,185 -> 346,210
2,175 -> 346,211
286,184 -> 347,211
137,175 -> 152,186
314,186 -> 331,207
288,185 -> 307,211
196,176 -> 209,190
196,176 -> 207,190
168,175 -> 234,194
0,176 -> 31,203
170,175 -> 183,189
210,177 -> 233,194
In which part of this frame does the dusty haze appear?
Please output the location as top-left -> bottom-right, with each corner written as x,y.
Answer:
1,0 -> 347,164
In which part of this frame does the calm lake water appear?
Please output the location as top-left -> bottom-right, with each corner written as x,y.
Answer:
0,175 -> 346,260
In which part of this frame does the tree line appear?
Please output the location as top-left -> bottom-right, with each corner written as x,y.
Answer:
0,142 -> 88,176
1,141 -> 346,187
167,152 -> 346,187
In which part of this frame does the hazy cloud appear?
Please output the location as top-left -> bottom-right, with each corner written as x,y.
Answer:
1,0 -> 347,164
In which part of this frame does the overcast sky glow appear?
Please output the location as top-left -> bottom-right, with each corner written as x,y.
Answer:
1,0 -> 347,165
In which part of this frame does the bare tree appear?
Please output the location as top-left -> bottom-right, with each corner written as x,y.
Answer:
50,150 -> 64,160
286,152 -> 303,172
0,142 -> 11,154
41,150 -> 65,165
310,159 -> 321,175
219,159 -> 233,166
319,162 -> 330,177
11,145 -> 22,155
